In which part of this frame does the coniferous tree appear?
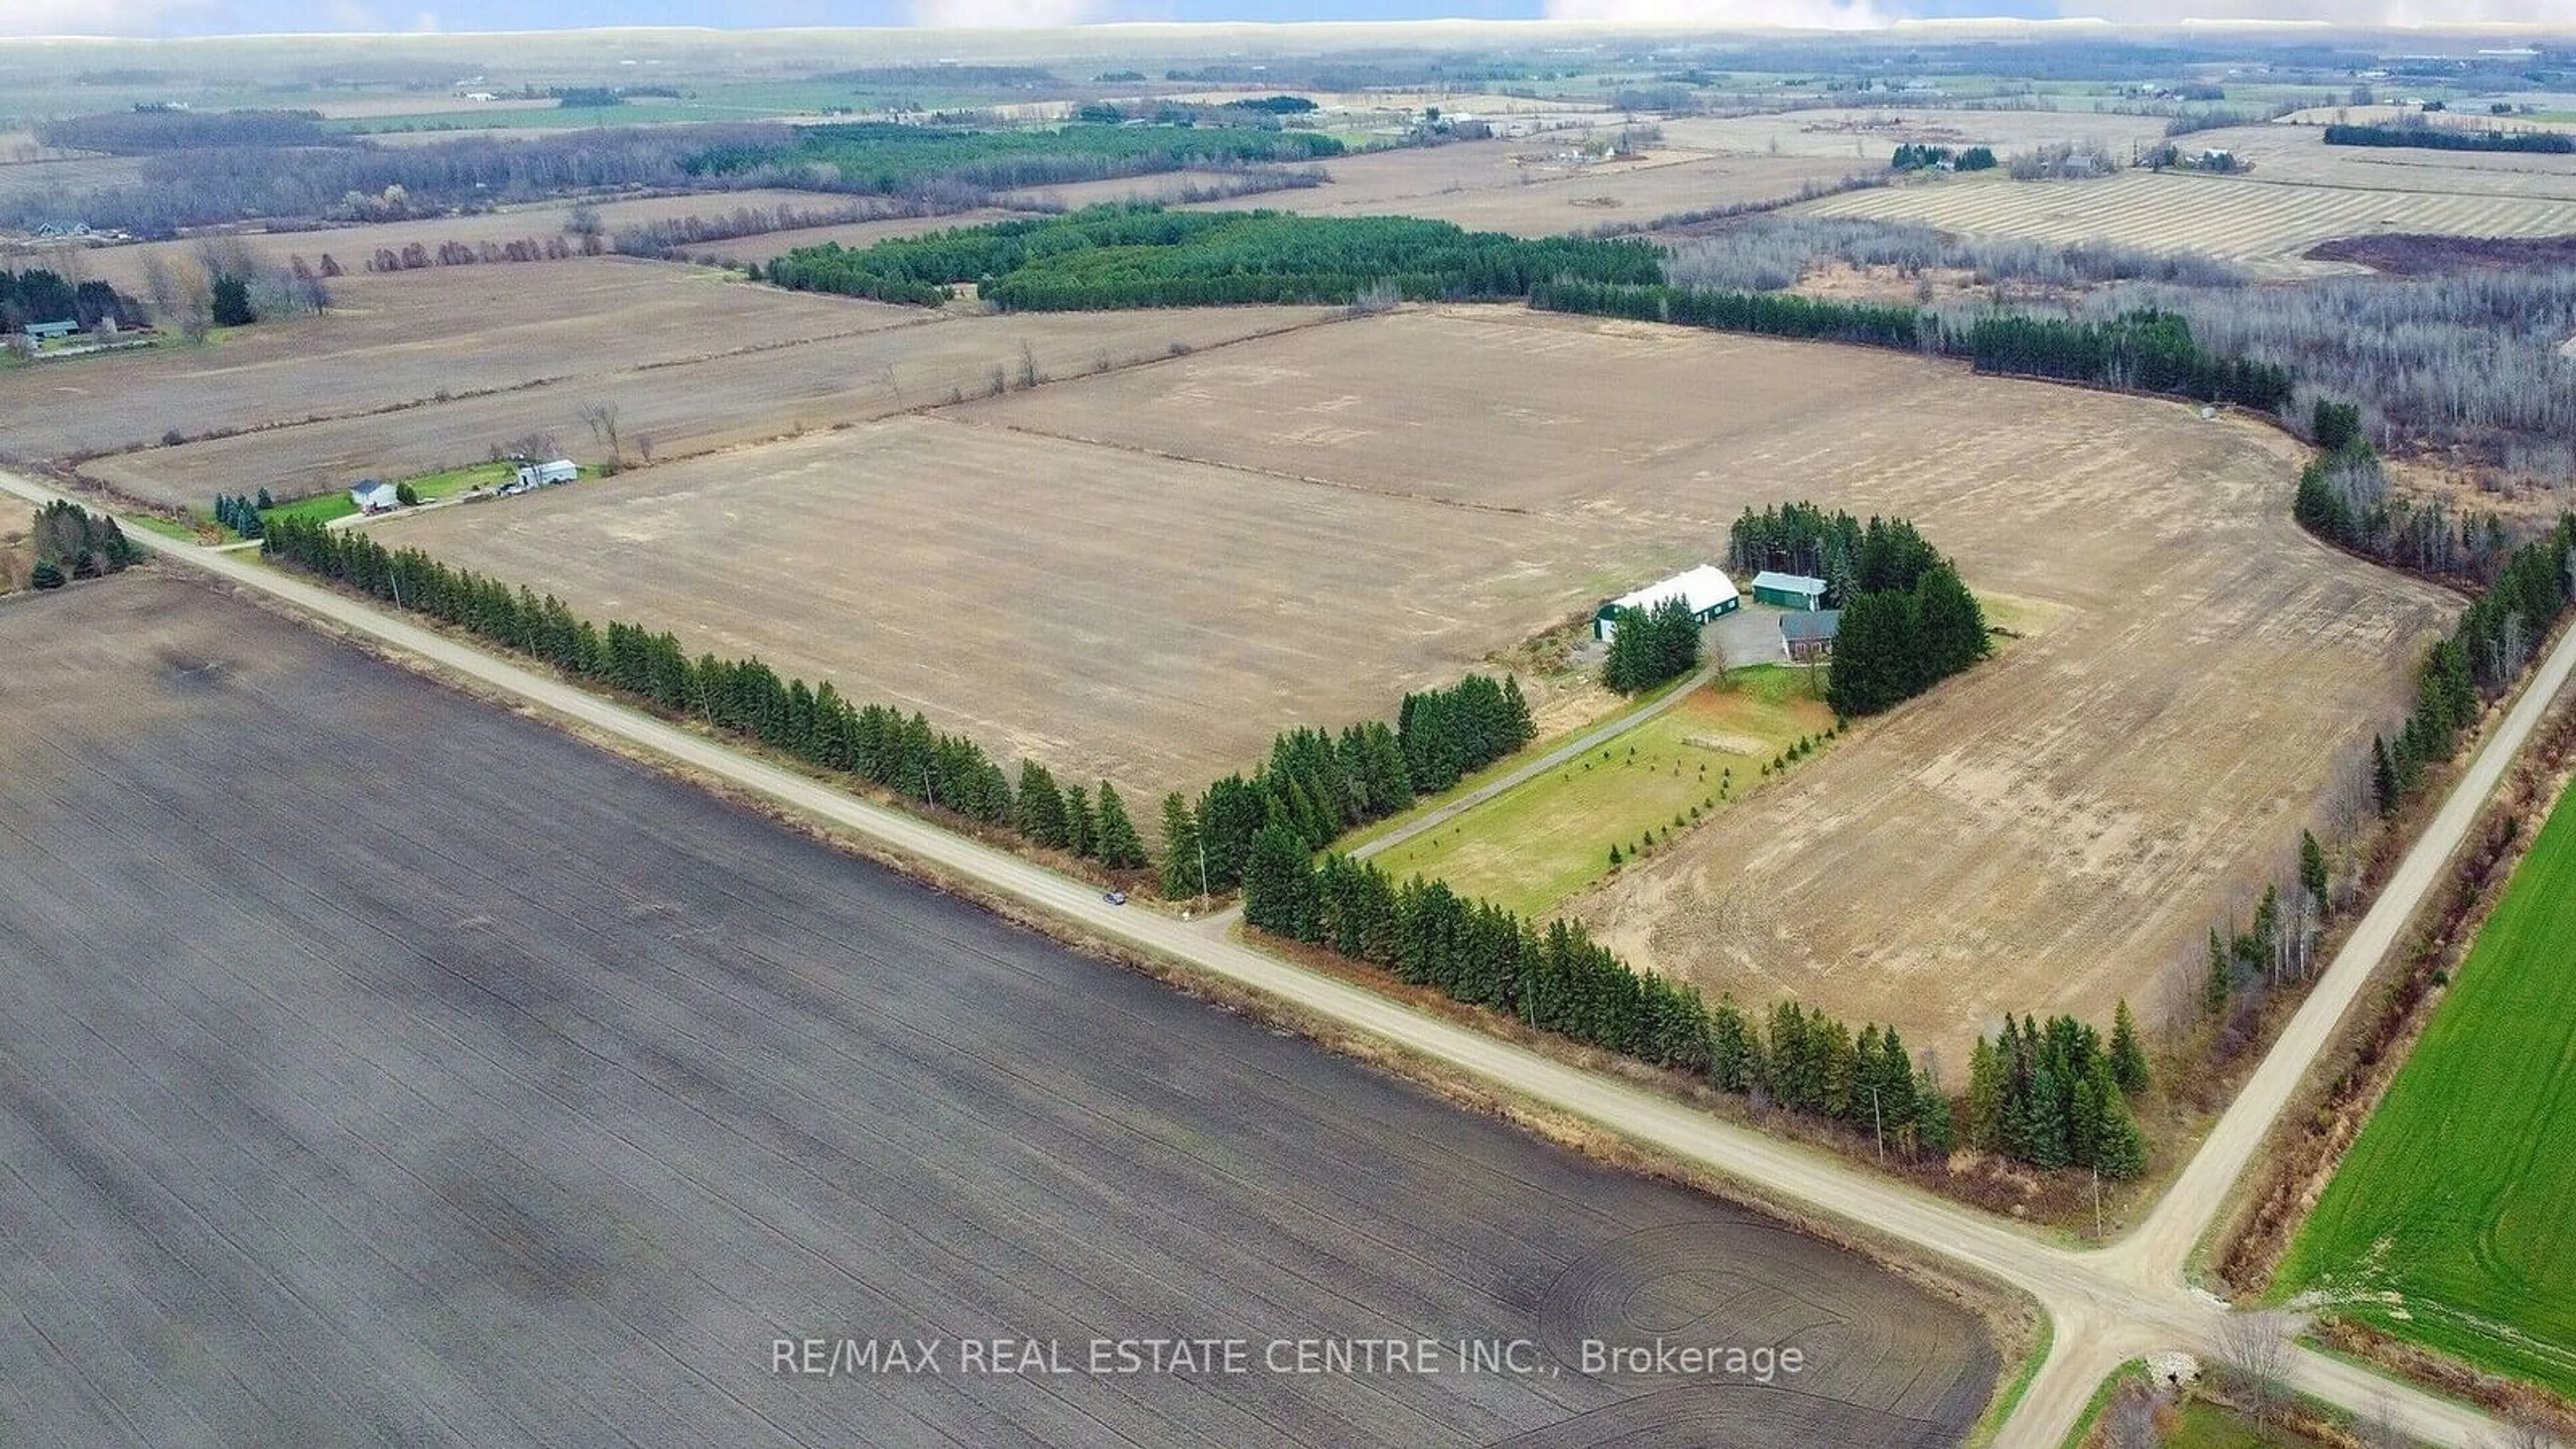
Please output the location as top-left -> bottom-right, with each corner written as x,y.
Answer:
2020,1058 -> 2072,1169
2108,999 -> 2150,1095
1063,783 -> 1095,859
2371,735 -> 2400,815
1159,792 -> 1203,899
1095,783 -> 1146,870
1964,1034 -> 2006,1151
1242,821 -> 1316,939
2204,929 -> 2233,1016
1013,761 -> 1069,847
2094,1073 -> 2150,1180
2298,828 -> 2330,914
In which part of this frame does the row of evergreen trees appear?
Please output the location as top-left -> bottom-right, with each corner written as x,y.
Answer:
1600,596 -> 1703,694
1962,1006 -> 2151,1177
212,492 -> 266,539
1242,837 -> 2140,1168
258,514 -> 1148,870
1890,143 -> 1997,171
28,500 -> 140,584
2369,511 -> 2576,814
1529,282 -> 2292,413
0,267 -> 143,333
1155,674 -> 1536,898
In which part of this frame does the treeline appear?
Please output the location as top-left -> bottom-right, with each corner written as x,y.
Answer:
1,122 -> 792,236
684,123 -> 1343,197
763,205 -> 1663,311
1962,1007 -> 2150,1177
1238,838 -> 2181,1167
27,500 -> 140,588
0,268 -> 144,331
1601,598 -> 1703,694
606,199 -> 934,259
1891,143 -> 1996,170
2323,123 -> 2572,154
1532,282 -> 2292,413
1725,504 -> 1987,718
34,108 -> 339,154
2369,513 -> 2576,814
1534,277 -> 1933,350
211,493 -> 266,539
1156,674 -> 1534,898
258,515 -> 1148,871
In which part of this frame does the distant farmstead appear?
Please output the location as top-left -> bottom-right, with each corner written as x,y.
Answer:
1593,564 -> 1739,642
1751,571 -> 1829,611
1780,610 -> 1843,661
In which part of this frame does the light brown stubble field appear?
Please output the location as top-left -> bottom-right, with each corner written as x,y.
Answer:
21,261 -> 1339,504
384,305 -> 2455,1065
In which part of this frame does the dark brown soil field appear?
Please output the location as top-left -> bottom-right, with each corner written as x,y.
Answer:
2305,231 -> 2576,275
0,572 -> 1996,1449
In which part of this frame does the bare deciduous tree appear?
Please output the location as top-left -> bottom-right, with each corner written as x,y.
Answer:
2213,1310 -> 2297,1441
576,402 -> 623,468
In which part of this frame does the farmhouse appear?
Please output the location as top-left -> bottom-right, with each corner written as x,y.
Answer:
1752,571 -> 1829,611
350,480 -> 400,513
1593,564 -> 1739,642
1781,610 -> 1843,661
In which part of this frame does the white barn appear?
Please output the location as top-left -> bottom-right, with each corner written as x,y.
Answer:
1593,564 -> 1740,642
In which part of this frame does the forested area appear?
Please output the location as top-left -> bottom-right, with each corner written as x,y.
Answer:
1,121 -> 789,235
1600,598 -> 1703,694
0,268 -> 144,331
258,515 -> 1148,871
762,205 -> 1662,309
682,122 -> 1343,196
1660,220 -> 2571,482
1725,504 -> 1989,717
2322,122 -> 2573,154
1155,674 -> 1535,900
25,500 -> 140,589
1243,830 -> 2151,1174
34,108 -> 339,153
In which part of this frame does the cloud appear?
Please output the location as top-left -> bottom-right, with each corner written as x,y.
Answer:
0,0 -> 220,36
1545,0 -> 1894,27
906,0 -> 1108,23
2066,0 -> 2563,16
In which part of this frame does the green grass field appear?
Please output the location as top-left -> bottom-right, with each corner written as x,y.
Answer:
1362,665 -> 1835,918
262,462 -> 524,528
2274,782 -> 2576,1397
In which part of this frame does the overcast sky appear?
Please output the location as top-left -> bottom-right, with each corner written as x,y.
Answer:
0,0 -> 2561,38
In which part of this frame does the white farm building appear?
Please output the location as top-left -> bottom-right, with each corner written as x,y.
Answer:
1593,565 -> 1739,642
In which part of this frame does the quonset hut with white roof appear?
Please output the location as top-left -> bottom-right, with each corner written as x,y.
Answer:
1593,564 -> 1739,643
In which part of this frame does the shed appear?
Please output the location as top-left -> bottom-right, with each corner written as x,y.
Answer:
515,458 -> 580,488
1593,564 -> 1739,642
1751,571 -> 1829,611
350,480 -> 400,513
24,319 -> 78,341
1780,609 -> 1843,661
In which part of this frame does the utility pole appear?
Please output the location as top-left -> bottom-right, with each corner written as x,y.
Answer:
1870,1083 -> 1885,1165
2093,1165 -> 2104,1242
1197,835 -> 1210,910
